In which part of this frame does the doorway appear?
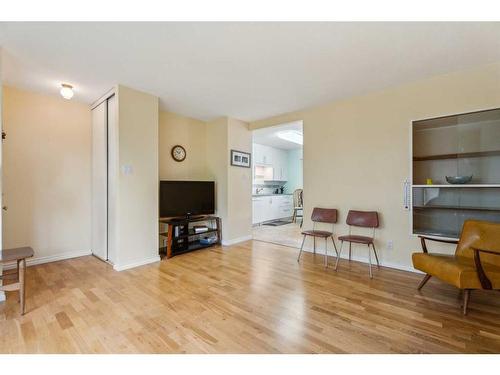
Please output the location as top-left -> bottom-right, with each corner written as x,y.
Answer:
251,121 -> 304,249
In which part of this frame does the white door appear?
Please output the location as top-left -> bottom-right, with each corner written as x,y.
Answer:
91,101 -> 108,260
106,95 -> 117,264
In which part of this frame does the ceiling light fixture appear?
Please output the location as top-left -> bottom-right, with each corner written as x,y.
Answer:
60,83 -> 74,100
277,130 -> 303,145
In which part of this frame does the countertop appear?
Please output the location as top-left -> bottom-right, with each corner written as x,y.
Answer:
252,193 -> 293,197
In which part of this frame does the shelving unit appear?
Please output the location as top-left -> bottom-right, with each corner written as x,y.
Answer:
413,150 -> 500,162
159,215 -> 221,259
414,205 -> 500,211
411,108 -> 500,239
412,184 -> 500,188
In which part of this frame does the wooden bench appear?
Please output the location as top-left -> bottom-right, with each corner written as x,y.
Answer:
1,247 -> 34,315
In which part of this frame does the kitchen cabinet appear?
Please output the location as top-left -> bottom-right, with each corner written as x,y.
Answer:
253,143 -> 273,165
252,195 -> 294,224
253,143 -> 289,181
252,197 -> 267,224
273,152 -> 288,181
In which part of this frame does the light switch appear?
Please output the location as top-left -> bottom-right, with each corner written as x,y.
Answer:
121,165 -> 133,175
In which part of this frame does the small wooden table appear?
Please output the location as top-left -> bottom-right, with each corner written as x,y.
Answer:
1,247 -> 34,315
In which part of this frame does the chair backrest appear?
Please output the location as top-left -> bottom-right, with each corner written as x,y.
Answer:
346,210 -> 379,228
311,207 -> 337,224
293,189 -> 303,207
456,220 -> 500,267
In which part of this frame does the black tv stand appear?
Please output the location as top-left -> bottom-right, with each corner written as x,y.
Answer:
159,215 -> 221,259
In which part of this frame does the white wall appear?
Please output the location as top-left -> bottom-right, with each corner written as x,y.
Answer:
285,148 -> 303,193
113,85 -> 159,271
2,86 -> 92,267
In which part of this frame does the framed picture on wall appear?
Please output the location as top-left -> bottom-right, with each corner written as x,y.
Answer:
230,149 -> 251,168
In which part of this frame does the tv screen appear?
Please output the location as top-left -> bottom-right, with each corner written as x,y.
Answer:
159,180 -> 215,218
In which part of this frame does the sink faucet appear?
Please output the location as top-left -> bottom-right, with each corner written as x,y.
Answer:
256,187 -> 264,194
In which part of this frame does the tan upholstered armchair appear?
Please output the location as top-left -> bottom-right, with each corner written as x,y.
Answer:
412,220 -> 500,315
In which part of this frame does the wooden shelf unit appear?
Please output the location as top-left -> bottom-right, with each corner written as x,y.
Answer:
413,150 -> 500,162
413,205 -> 500,212
159,215 -> 221,259
411,107 -> 500,239
412,184 -> 500,188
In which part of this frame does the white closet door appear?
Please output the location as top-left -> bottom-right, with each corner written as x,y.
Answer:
91,101 -> 108,260
106,95 -> 117,264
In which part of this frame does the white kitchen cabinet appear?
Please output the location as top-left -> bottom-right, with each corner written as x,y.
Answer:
252,195 -> 294,224
252,197 -> 266,224
276,195 -> 293,217
253,143 -> 289,181
273,151 -> 288,181
253,143 -> 273,165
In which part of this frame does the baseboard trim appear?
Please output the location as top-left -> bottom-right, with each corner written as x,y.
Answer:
300,247 -> 421,274
222,235 -> 253,246
2,250 -> 92,270
113,256 -> 161,272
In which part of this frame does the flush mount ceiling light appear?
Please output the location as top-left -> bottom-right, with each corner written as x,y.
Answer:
60,83 -> 74,100
277,130 -> 303,145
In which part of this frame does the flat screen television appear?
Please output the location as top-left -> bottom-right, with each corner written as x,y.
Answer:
159,180 -> 215,218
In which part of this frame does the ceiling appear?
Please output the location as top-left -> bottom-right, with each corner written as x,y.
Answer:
1,22 -> 500,122
253,120 -> 303,150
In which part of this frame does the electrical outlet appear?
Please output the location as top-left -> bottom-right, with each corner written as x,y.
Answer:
387,240 -> 394,251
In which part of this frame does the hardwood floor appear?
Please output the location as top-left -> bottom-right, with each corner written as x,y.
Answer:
1,240 -> 500,353
252,222 -> 303,249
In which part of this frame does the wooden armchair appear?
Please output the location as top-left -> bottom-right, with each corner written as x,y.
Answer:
412,220 -> 500,315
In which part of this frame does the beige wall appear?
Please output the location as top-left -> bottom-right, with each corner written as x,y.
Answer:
250,63 -> 500,271
159,111 -> 208,180
0,53 -> 4,301
114,85 -> 159,270
2,86 -> 92,263
227,118 -> 252,241
206,117 -> 229,238
206,117 -> 252,243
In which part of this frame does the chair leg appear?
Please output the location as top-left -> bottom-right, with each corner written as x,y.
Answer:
463,289 -> 471,315
335,241 -> 344,271
324,237 -> 328,268
348,242 -> 352,261
17,260 -> 21,302
367,244 -> 373,278
371,243 -> 380,268
297,235 -> 307,262
313,237 -> 316,254
20,259 -> 26,315
331,236 -> 338,257
292,209 -> 296,223
417,274 -> 432,290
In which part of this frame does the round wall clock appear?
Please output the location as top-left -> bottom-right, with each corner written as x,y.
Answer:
171,145 -> 186,162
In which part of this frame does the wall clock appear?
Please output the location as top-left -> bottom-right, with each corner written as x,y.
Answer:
171,145 -> 186,162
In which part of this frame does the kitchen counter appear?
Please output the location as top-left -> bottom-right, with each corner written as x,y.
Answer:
252,193 -> 293,197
